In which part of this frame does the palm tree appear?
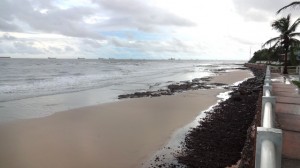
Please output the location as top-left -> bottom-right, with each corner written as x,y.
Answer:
277,1 -> 300,14
263,15 -> 300,74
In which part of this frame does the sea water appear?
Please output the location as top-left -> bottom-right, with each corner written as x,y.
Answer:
0,58 -> 245,122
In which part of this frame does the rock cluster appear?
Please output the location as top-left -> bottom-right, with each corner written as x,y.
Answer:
238,91 -> 262,168
118,77 -> 227,99
170,67 -> 264,168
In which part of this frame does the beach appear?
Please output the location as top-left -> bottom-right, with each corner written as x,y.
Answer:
0,69 -> 253,168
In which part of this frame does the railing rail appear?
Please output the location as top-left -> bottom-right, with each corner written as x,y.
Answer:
269,65 -> 300,74
255,65 -> 282,168
263,102 -> 273,128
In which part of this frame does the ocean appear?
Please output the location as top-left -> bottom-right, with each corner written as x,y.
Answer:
0,58 -> 245,122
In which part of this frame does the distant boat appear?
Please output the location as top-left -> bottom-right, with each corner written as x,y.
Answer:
48,57 -> 56,59
168,58 -> 175,61
0,56 -> 11,58
77,58 -> 85,60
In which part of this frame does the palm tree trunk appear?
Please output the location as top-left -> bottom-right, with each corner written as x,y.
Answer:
283,48 -> 288,74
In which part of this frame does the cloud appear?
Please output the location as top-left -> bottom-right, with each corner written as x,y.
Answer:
0,0 -> 103,39
0,19 -> 21,31
13,41 -> 44,54
48,46 -> 62,53
0,33 -> 75,55
109,37 -> 199,54
64,46 -> 75,52
93,0 -> 195,31
0,33 -> 17,41
0,0 -> 195,40
0,0 -> 286,60
232,0 -> 296,22
82,39 -> 104,48
228,35 -> 256,45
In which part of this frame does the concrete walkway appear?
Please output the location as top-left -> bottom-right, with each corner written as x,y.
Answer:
271,73 -> 300,168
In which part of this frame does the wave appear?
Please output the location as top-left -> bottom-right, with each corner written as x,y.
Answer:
0,59 -> 245,102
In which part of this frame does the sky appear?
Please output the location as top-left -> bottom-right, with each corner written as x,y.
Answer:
0,0 -> 299,60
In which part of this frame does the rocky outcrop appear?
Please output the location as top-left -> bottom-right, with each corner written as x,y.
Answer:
118,77 -> 226,99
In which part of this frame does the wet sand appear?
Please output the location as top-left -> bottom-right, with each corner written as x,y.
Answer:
0,70 -> 253,168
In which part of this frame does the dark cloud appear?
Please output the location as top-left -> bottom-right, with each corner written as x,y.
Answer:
0,19 -> 20,31
93,0 -> 196,31
0,0 -> 195,39
22,7 -> 104,39
0,0 -> 103,39
232,0 -> 297,22
0,33 -> 17,41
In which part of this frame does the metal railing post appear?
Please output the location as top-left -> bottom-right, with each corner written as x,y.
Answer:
255,65 -> 282,168
255,127 -> 282,168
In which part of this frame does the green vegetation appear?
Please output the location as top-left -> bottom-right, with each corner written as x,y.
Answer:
249,1 -> 300,74
249,45 -> 300,66
262,15 -> 300,74
248,47 -> 284,64
292,80 -> 300,88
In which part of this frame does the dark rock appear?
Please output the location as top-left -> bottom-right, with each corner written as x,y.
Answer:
233,95 -> 242,101
192,78 -> 201,83
210,82 -> 227,86
190,84 -> 199,89
118,94 -> 129,99
159,90 -> 172,95
175,66 -> 264,168
151,92 -> 161,97
200,77 -> 212,81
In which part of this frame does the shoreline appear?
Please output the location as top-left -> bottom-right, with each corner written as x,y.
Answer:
0,70 -> 253,168
174,67 -> 264,167
143,71 -> 254,167
142,90 -> 232,167
0,69 -> 248,123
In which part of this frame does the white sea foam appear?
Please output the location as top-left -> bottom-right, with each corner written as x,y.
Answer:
0,59 -> 245,122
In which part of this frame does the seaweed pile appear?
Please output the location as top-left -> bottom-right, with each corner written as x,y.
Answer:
174,67 -> 264,168
147,67 -> 264,168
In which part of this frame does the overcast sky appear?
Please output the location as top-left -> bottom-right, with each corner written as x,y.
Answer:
0,0 -> 299,60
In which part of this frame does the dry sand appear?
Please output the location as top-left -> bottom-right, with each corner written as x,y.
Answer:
209,70 -> 252,85
0,70 -> 252,168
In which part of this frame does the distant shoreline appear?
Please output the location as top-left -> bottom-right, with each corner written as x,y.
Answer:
0,57 -> 248,62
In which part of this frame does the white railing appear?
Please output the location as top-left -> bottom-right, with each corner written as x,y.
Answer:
263,102 -> 273,128
270,65 -> 300,74
255,65 -> 283,168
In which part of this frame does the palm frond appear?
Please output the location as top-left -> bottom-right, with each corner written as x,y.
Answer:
272,15 -> 290,33
277,1 -> 300,14
290,37 -> 300,47
272,40 -> 281,49
262,37 -> 281,48
287,17 -> 300,33
266,41 -> 281,54
290,32 -> 300,37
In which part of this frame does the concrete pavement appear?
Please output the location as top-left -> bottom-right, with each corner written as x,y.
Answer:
271,73 -> 300,168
